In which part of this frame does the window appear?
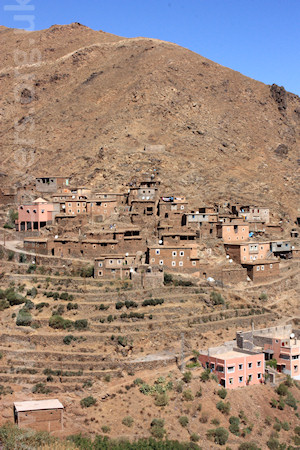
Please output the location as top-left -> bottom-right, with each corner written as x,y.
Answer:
98,262 -> 103,267
68,203 -> 71,207
151,258 -> 155,263
256,266 -> 260,271
294,365 -> 298,372
210,363 -> 215,370
227,366 -> 235,373
216,365 -> 224,372
179,251 -> 184,256
239,376 -> 243,383
243,256 -> 246,261
117,260 -> 121,265
229,378 -> 233,385
172,251 -> 177,257
172,261 -> 176,267
159,260 -> 164,265
109,260 -> 113,265
179,261 -> 183,267
98,270 -> 103,276
192,261 -> 196,266
257,361 -> 261,367
238,364 -> 243,370
292,355 -> 299,360
248,362 -> 252,369
77,210 -> 80,213
270,264 -> 273,269
257,373 -> 262,379
77,203 -> 80,207
180,205 -> 184,210
155,249 -> 160,255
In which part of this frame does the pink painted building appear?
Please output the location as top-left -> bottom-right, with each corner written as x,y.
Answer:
16,198 -> 54,232
217,222 -> 249,243
198,348 -> 264,389
264,336 -> 300,379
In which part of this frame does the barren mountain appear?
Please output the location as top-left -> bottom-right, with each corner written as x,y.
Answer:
0,23 -> 299,219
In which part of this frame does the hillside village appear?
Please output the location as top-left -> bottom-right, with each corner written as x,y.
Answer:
0,170 -> 299,449
2,172 -> 299,286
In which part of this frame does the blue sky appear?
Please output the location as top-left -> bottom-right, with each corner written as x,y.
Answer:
1,0 -> 299,95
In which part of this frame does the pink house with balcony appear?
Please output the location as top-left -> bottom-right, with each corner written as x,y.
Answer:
16,198 -> 54,232
198,347 -> 264,389
264,336 -> 300,379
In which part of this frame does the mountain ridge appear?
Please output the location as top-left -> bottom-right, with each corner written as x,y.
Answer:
0,23 -> 299,219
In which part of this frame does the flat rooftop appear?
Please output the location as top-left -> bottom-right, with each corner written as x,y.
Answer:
206,349 -> 261,359
14,399 -> 63,412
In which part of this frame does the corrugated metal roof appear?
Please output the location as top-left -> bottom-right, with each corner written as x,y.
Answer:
14,399 -> 64,412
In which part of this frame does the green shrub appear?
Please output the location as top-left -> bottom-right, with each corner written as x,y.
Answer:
210,291 -> 225,305
32,383 -> 50,394
229,416 -> 240,435
281,421 -> 289,431
285,392 -> 297,409
5,289 -> 25,306
74,319 -> 88,330
200,368 -> 211,382
63,335 -> 76,345
164,273 -> 173,285
207,427 -> 229,445
0,299 -> 10,311
27,264 -> 36,273
259,292 -> 268,301
276,382 -> 288,396
182,389 -> 194,401
178,416 -> 189,427
8,251 -> 14,261
150,419 -> 165,439
266,359 -> 277,369
270,398 -> 278,408
182,371 -> 192,383
142,298 -> 164,307
133,378 -> 144,386
35,302 -> 49,310
278,398 -> 285,410
273,422 -> 281,432
67,302 -> 78,310
122,416 -> 134,427
115,301 -> 124,310
101,425 -> 110,434
266,437 -> 284,449
49,315 -> 72,329
216,401 -> 231,415
154,392 -> 169,407
80,396 -> 96,408
104,374 -> 111,382
285,375 -> 293,387
217,388 -> 227,399
79,266 -> 94,278
196,387 -> 202,397
16,308 -> 32,326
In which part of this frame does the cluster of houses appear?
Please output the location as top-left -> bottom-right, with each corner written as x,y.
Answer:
198,324 -> 300,387
11,173 -> 299,285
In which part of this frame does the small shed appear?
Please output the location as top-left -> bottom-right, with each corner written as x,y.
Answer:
13,399 -> 64,432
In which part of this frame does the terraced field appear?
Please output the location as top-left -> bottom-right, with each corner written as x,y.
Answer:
0,271 -> 277,397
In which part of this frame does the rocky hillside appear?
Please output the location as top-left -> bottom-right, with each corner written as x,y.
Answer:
0,23 -> 299,219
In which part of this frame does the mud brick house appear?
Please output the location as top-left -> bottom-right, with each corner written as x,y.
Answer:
224,241 -> 271,264
242,260 -> 280,282
161,230 -> 198,245
237,206 -> 270,224
87,227 -> 146,254
0,187 -> 16,205
265,223 -> 284,236
14,399 -> 64,432
16,198 -> 56,232
93,191 -> 126,206
87,199 -> 118,221
270,240 -> 292,258
218,215 -> 245,224
23,238 -> 51,255
52,237 -> 118,258
198,346 -> 264,389
94,254 -> 137,279
237,326 -> 300,380
130,199 -> 157,225
36,176 -> 70,193
131,265 -> 164,289
147,244 -> 200,273
158,196 -> 188,227
217,222 -> 249,243
183,211 -> 218,237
